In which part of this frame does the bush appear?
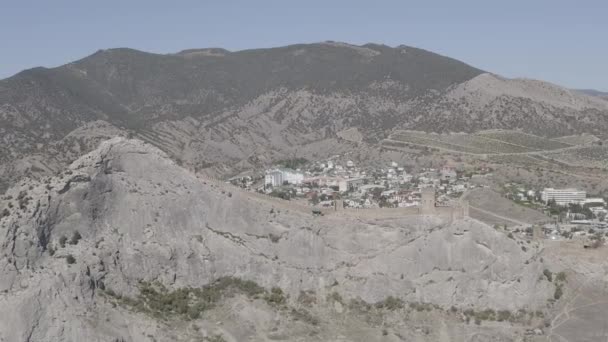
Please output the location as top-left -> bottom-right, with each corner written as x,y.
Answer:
66,254 -> 76,264
59,235 -> 68,248
543,269 -> 553,282
375,296 -> 404,310
206,335 -> 227,342
497,310 -> 512,322
327,291 -> 343,304
554,285 -> 563,300
1,208 -> 9,218
268,233 -> 280,243
70,231 -> 82,245
555,272 -> 567,282
266,287 -> 286,305
290,308 -> 319,325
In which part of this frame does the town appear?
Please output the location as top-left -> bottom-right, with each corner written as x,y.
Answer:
228,157 -> 608,245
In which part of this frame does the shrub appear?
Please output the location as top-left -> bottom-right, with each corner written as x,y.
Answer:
66,254 -> 76,264
497,310 -> 512,322
70,231 -> 82,245
297,290 -> 317,306
554,285 -> 563,300
375,296 -> 404,310
555,272 -> 567,282
348,298 -> 372,312
1,208 -> 9,218
327,291 -> 343,304
206,335 -> 227,342
265,287 -> 286,306
268,233 -> 280,243
409,302 -> 433,312
475,309 -> 496,321
290,308 -> 319,325
543,269 -> 553,282
59,235 -> 68,248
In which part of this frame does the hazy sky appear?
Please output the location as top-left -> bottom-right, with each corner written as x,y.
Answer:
1,0 -> 606,90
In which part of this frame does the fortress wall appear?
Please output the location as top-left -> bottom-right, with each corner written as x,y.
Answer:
197,175 -> 470,220
199,176 -> 312,214
338,207 -> 421,219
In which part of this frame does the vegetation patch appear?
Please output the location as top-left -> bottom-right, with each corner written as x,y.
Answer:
374,296 -> 404,310
276,158 -> 308,170
102,277 -> 297,320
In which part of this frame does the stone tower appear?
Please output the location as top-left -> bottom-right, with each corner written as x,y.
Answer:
532,225 -> 544,240
334,199 -> 344,211
420,187 -> 436,215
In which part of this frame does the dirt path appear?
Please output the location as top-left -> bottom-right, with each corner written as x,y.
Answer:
468,205 -> 528,226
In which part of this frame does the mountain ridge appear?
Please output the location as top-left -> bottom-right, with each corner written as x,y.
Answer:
1,42 -> 607,188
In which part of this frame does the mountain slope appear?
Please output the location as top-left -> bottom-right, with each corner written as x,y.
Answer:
576,88 -> 608,101
1,42 -> 608,187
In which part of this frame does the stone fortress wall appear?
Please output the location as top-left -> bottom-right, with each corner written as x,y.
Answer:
201,175 -> 469,221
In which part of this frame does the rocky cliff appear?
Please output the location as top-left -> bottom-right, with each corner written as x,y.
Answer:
1,138 -> 597,341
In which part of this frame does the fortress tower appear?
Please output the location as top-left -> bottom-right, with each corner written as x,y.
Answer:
532,225 -> 544,240
334,199 -> 344,211
420,187 -> 436,215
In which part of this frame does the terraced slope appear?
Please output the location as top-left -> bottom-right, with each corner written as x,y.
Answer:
383,130 -> 578,155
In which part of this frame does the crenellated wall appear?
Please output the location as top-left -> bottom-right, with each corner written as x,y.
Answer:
198,175 -> 469,220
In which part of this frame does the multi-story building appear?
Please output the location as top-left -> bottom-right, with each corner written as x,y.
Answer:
265,168 -> 304,187
541,188 -> 586,206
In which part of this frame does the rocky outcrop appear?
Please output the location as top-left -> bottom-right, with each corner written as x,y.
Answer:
0,138 -> 578,341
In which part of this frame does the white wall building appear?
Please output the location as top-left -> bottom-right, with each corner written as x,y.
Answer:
541,188 -> 586,206
265,168 -> 304,187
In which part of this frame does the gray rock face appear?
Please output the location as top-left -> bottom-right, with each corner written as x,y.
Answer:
0,138 -> 589,341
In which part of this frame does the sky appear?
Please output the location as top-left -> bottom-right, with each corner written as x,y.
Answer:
1,0 -> 607,90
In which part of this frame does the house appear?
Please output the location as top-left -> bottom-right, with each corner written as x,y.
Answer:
338,177 -> 365,192
440,166 -> 457,183
265,168 -> 304,187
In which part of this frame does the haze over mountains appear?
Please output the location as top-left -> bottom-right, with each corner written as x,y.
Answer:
1,42 -> 608,189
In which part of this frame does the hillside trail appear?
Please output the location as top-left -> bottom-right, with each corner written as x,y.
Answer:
460,190 -> 529,226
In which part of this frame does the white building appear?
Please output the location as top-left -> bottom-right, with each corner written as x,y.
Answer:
265,168 -> 304,187
541,188 -> 586,206
583,198 -> 606,206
